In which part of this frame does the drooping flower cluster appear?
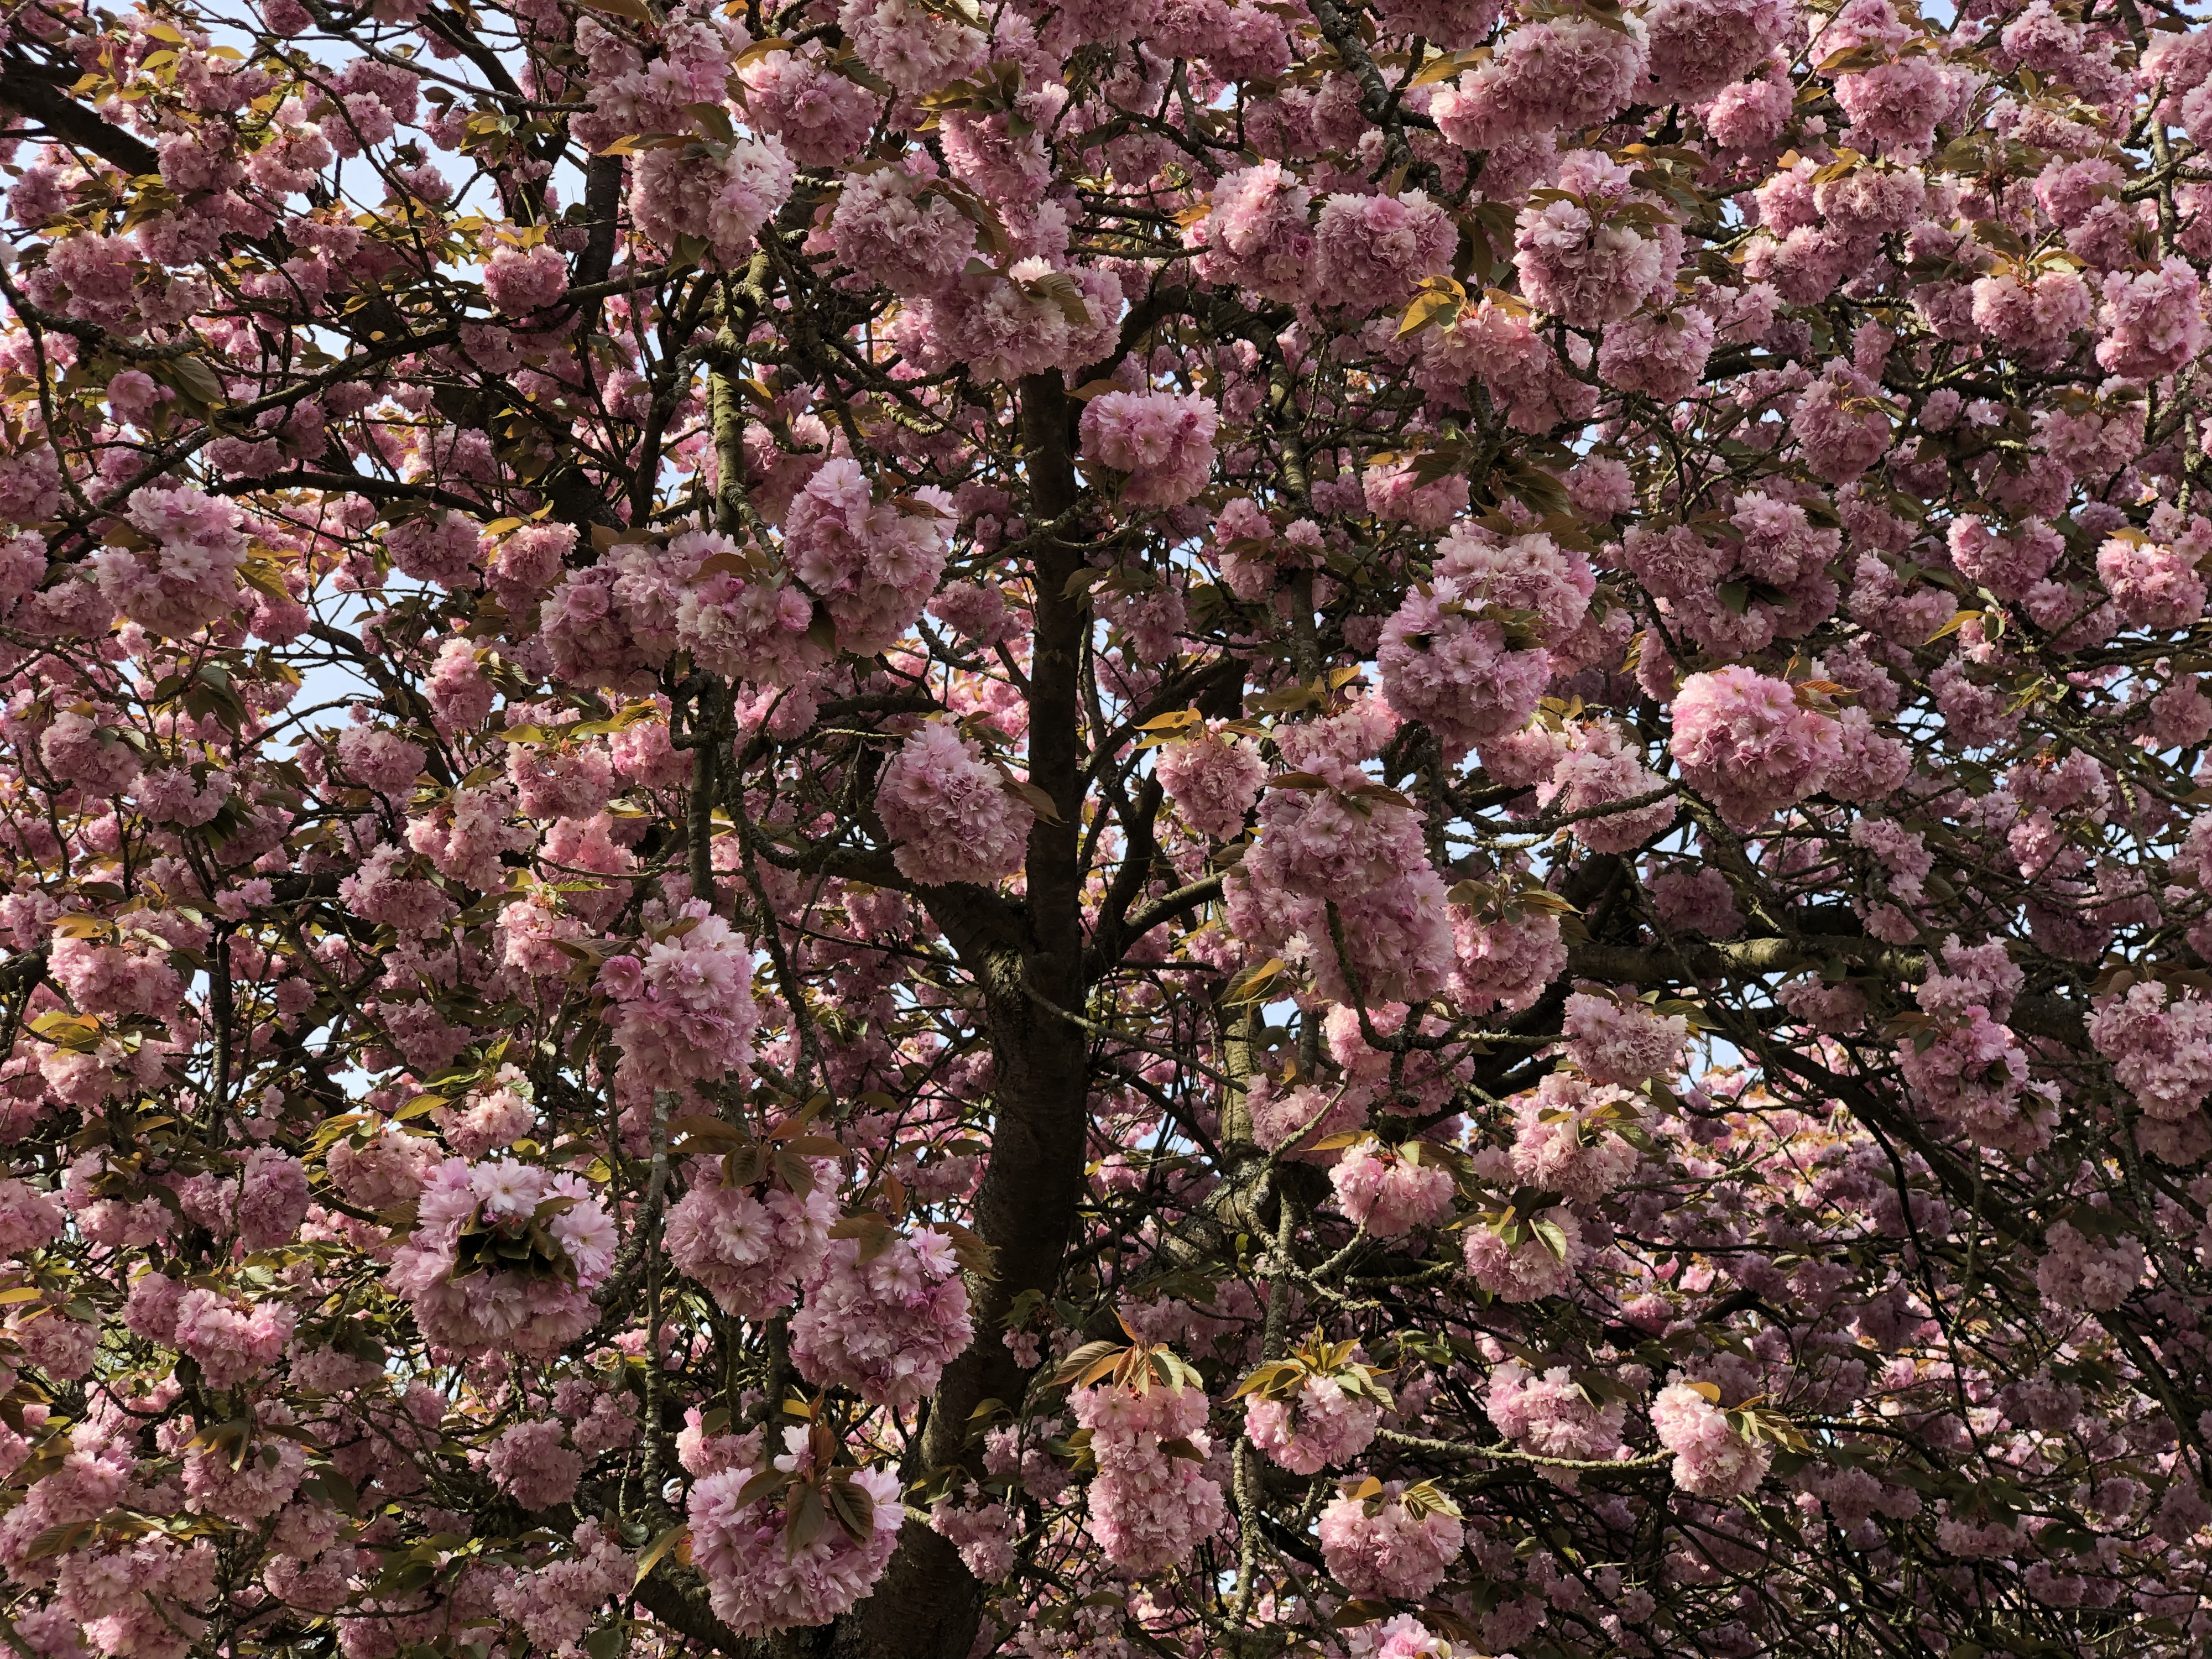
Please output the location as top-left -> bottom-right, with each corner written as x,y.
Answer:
630,134 -> 797,268
1244,1373 -> 1382,1476
2089,978 -> 2212,1122
2035,1217 -> 2148,1313
1327,1139 -> 1457,1238
1070,1376 -> 1228,1575
596,904 -> 762,1090
387,1158 -> 614,1358
1316,1480 -> 1465,1601
664,1156 -> 838,1319
1463,1206 -> 1585,1302
1155,725 -> 1267,841
1079,392 -> 1219,508
790,1226 -> 973,1408
686,1423 -> 906,1636
875,722 -> 1035,887
1561,989 -> 1691,1087
1669,667 -> 1844,830
1509,1074 -> 1644,1205
784,459 -> 954,655
1486,1361 -> 1631,1466
1650,1380 -> 1773,1499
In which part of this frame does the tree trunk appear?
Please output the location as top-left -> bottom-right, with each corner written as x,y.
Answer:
807,374 -> 1095,1659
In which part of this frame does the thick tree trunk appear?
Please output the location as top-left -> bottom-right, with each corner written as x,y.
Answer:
804,375 -> 1095,1659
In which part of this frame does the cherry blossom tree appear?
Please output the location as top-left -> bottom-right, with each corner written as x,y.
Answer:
8,0 -> 2212,1654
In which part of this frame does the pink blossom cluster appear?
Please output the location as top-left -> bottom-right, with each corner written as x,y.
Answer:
1079,391 -> 1219,508
1486,1361 -> 1629,1465
664,1156 -> 837,1318
92,482 -> 248,637
1537,721 -> 1675,853
1154,725 -> 1266,841
1450,899 -> 1571,1015
928,1491 -> 1020,1581
1651,1379 -> 1772,1498
687,1424 -> 906,1635
676,549 -> 828,687
49,932 -> 184,1020
1509,1074 -> 1642,1204
486,1418 -> 583,1511
1438,526 -> 1596,639
1644,0 -> 1792,103
630,134 -> 796,269
1312,190 -> 1455,313
594,904 -> 761,1090
236,1148 -> 310,1248
790,1227 -> 974,1408
1562,990 -> 1690,1087
1791,364 -> 1896,484
1327,1139 -> 1456,1238
1185,162 -> 1312,302
1971,268 -> 2093,364
1229,708 -> 1453,1004
1512,152 -> 1682,327
1597,304 -> 1718,403
1432,17 -> 1650,150
1896,1008 -> 2041,1152
182,1413 -> 307,1524
892,259 -> 1122,385
1316,1481 -> 1464,1600
490,1522 -> 635,1655
482,242 -> 567,317
739,43 -> 878,166
171,1288 -> 295,1389
1463,1206 -> 1584,1302
1898,937 -> 2047,1150
2088,979 -> 2212,1121
2095,258 -> 2206,380
783,459 -> 953,655
1070,1378 -> 1228,1574
1949,515 -> 2064,602
1363,456 -> 1470,531
1377,582 -> 1551,758
1244,1374 -> 1381,1475
2035,1218 -> 2147,1313
0,1178 -> 61,1259
828,165 -> 978,299
387,1157 -> 614,1358
837,0 -> 987,96
335,722 -> 427,794
1354,1616 -> 1457,1659
2098,528 -> 2210,631
425,637 -> 494,733
875,721 -> 1035,887
1669,667 -> 1844,830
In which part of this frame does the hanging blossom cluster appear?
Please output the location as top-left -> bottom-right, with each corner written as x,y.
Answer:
387,1157 -> 616,1359
1070,1376 -> 1230,1576
683,1421 -> 906,1635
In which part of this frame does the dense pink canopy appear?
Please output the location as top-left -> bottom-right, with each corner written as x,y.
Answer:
0,0 -> 2210,1655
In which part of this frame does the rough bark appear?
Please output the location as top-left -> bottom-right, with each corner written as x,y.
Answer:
793,375 -> 1095,1659
0,61 -> 160,174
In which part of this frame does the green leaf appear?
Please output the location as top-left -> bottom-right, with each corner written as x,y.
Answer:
1051,1340 -> 1128,1388
634,1521 -> 691,1585
1530,1218 -> 1571,1261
